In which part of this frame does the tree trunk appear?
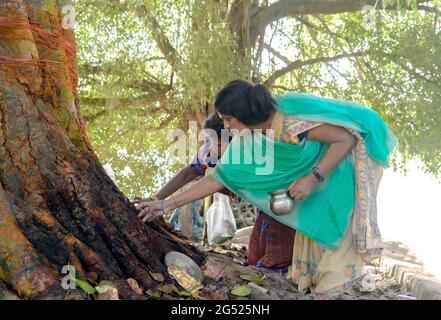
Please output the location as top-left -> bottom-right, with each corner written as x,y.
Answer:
0,0 -> 203,300
225,0 -> 255,73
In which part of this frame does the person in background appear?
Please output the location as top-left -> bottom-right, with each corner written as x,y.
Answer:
134,113 -> 228,241
168,195 -> 204,242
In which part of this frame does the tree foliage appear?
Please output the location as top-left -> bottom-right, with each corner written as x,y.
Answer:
74,0 -> 441,197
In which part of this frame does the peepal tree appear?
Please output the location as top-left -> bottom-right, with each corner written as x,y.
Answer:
0,0 -> 202,299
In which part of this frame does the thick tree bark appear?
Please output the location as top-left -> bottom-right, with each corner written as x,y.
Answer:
0,0 -> 203,300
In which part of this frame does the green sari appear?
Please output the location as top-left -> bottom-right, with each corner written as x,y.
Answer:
211,93 -> 397,250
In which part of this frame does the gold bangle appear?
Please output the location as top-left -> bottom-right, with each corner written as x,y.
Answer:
170,195 -> 178,209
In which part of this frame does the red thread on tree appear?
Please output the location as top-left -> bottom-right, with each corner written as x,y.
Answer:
0,0 -> 78,94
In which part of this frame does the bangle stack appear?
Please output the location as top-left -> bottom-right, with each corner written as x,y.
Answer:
170,195 -> 178,210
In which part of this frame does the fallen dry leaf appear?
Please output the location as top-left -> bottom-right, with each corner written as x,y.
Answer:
86,272 -> 98,283
149,272 -> 166,282
96,287 -> 119,300
202,264 -> 224,281
127,278 -> 143,295
98,280 -> 117,288
157,283 -> 179,295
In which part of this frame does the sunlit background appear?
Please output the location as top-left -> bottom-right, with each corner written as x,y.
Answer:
378,160 -> 441,279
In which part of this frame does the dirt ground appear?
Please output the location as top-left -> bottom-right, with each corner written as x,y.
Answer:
0,236 -> 414,300
195,243 -> 408,300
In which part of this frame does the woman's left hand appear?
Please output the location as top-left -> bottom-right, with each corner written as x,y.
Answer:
136,200 -> 170,223
288,174 -> 317,200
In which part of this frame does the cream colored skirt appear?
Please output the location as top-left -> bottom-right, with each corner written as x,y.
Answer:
290,216 -> 365,295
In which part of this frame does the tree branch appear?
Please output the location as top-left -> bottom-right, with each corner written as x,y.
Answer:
81,95 -> 172,124
264,50 -> 370,87
93,113 -> 178,153
382,54 -> 441,86
417,4 -> 441,15
263,43 -> 292,64
252,0 -> 433,37
133,5 -> 179,68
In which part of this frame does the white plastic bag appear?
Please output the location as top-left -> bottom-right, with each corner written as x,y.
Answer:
206,193 -> 237,245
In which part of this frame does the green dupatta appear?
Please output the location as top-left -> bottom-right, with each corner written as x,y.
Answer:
211,92 -> 397,250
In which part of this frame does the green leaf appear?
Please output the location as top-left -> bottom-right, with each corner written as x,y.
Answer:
240,273 -> 266,285
240,274 -> 255,282
178,291 -> 192,297
191,293 -> 207,300
146,289 -> 162,299
231,285 -> 252,297
175,290 -> 207,300
74,278 -> 96,295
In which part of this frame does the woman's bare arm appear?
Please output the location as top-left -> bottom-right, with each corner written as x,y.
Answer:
155,166 -> 198,199
289,124 -> 356,199
308,124 -> 356,176
137,175 -> 224,223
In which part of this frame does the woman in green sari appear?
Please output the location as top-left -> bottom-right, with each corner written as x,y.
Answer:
137,80 -> 397,299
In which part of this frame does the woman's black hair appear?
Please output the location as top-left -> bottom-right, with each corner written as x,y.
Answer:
204,112 -> 233,143
203,112 -> 224,139
214,80 -> 276,125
